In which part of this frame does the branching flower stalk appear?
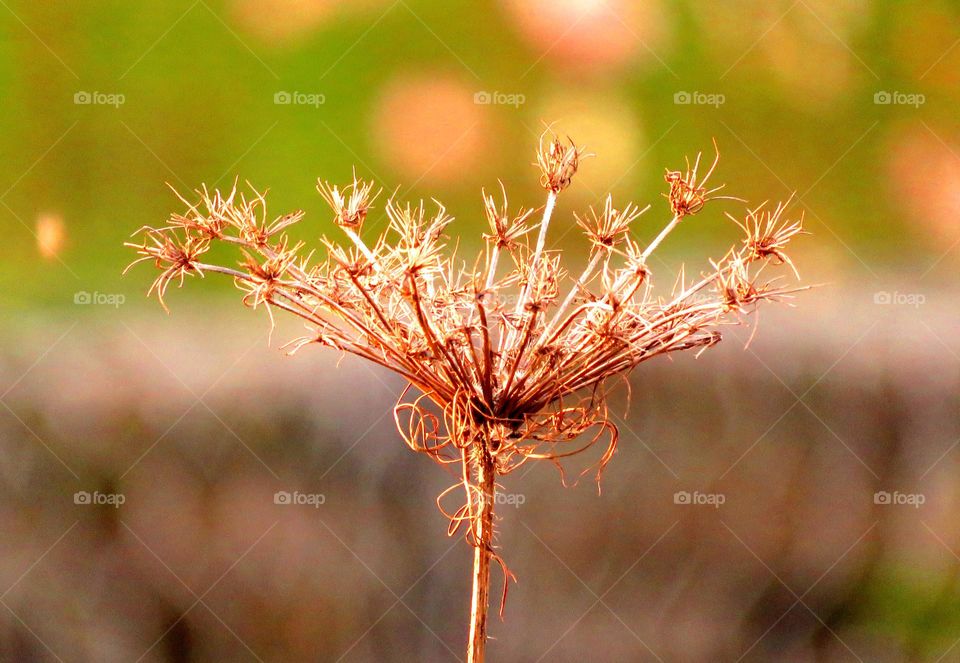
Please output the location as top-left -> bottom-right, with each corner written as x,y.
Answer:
125,131 -> 806,662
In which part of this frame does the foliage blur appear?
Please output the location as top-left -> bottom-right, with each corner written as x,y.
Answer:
1,0 -> 958,309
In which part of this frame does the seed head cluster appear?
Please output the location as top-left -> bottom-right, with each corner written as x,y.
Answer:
126,132 -> 805,590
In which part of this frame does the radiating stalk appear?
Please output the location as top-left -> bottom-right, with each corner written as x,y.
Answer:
540,248 -> 603,341
641,214 -> 680,262
513,191 -> 556,317
343,226 -> 378,265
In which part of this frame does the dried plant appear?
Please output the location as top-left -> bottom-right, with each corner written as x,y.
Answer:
125,131 -> 805,662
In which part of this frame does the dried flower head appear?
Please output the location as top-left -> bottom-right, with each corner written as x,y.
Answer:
238,236 -> 303,318
317,171 -> 380,229
124,228 -> 210,311
576,194 -> 649,250
716,252 -> 761,310
731,196 -> 806,278
482,181 -> 535,249
126,133 -> 806,662
664,139 -> 742,217
536,130 -> 588,193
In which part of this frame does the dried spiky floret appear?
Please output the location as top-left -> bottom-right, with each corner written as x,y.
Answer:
730,196 -> 806,278
124,228 -> 210,311
482,181 -> 535,249
664,139 -> 743,217
576,194 -> 649,250
126,129 -> 806,649
317,171 -> 380,230
535,131 -> 588,193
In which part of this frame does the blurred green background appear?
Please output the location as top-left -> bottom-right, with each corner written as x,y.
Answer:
2,0 -> 958,309
1,1 -> 960,661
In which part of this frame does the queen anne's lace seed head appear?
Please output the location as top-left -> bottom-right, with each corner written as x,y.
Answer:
126,129 -> 806,623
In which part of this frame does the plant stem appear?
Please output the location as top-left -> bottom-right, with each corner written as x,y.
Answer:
540,248 -> 603,342
484,244 -> 500,293
513,191 -> 557,317
467,446 -> 496,663
500,190 -> 556,373
343,226 -> 379,266
641,214 -> 680,262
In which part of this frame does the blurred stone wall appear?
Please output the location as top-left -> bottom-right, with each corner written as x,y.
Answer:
1,291 -> 958,662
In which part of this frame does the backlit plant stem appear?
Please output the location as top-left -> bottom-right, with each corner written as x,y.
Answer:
467,444 -> 496,663
513,190 -> 556,317
642,213 -> 680,262
500,190 -> 556,372
539,248 -> 603,342
343,226 -> 378,265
